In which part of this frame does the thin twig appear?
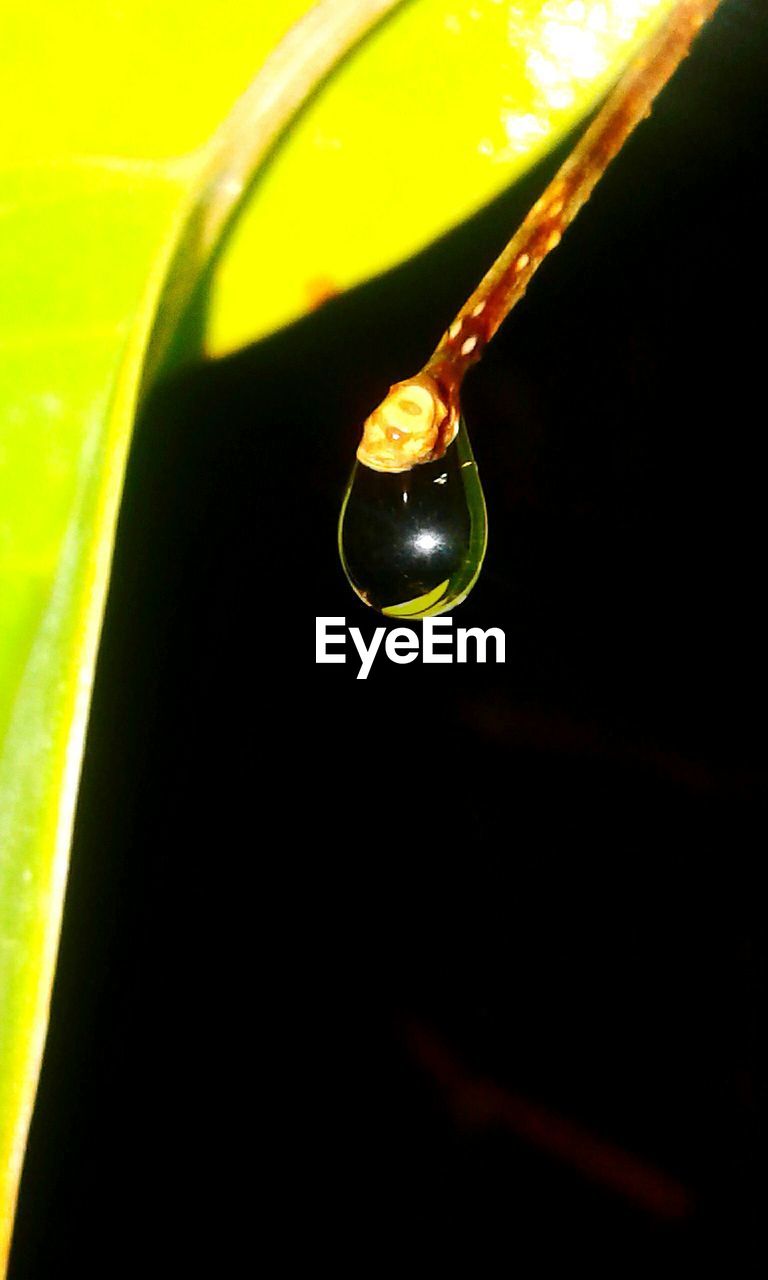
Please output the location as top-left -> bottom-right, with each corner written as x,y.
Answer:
410,1022 -> 693,1220
356,0 -> 722,473
427,0 -> 721,384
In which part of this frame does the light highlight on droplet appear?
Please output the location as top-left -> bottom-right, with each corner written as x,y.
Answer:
338,417 -> 487,619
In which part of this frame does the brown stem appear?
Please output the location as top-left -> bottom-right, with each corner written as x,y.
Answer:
425,0 -> 722,400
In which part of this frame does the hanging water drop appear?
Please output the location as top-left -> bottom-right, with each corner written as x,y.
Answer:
337,0 -> 720,618
338,417 -> 487,618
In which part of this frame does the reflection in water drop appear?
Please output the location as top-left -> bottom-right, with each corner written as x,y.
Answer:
338,418 -> 487,618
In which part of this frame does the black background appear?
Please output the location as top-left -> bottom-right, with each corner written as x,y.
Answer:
9,2 -> 766,1274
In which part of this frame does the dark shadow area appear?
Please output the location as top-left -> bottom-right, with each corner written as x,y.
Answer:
10,4 -> 767,1275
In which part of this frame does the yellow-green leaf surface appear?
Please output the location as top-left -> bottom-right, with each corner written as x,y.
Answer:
209,0 -> 673,351
0,0 -> 671,1268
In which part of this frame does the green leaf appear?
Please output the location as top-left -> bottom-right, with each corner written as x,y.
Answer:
0,0 -> 672,1266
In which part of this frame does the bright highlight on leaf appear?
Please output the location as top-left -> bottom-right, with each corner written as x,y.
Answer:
0,0 -> 673,1271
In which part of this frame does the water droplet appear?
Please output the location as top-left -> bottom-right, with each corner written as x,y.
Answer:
338,418 -> 487,618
